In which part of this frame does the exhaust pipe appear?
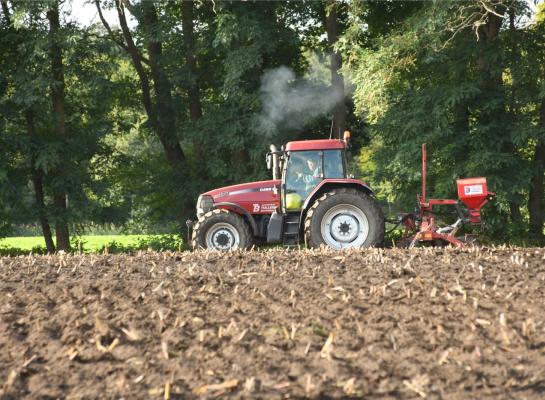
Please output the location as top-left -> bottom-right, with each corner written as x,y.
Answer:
270,144 -> 280,180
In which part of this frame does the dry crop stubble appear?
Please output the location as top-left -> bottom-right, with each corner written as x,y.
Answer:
1,247 -> 545,399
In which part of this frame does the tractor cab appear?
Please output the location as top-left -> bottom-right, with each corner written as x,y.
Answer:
282,143 -> 346,212
191,131 -> 385,250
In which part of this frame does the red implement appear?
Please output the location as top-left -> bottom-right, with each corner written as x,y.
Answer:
457,177 -> 494,223
404,144 -> 495,248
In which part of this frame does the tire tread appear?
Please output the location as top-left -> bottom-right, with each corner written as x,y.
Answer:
304,189 -> 384,248
192,209 -> 253,250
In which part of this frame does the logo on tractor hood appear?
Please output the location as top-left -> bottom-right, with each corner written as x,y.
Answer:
208,181 -> 281,199
252,203 -> 276,212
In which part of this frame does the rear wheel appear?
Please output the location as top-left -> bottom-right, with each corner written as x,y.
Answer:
304,189 -> 384,249
192,209 -> 253,250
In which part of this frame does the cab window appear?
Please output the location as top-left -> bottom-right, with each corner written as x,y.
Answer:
323,150 -> 345,178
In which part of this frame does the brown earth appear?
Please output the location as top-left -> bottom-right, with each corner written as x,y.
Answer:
1,247 -> 545,399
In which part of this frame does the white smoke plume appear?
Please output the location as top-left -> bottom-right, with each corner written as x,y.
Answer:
257,65 -> 345,135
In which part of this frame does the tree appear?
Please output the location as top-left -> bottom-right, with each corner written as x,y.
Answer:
1,2 -> 50,248
180,0 -> 205,178
0,0 -> 58,250
1,0 -> 133,248
527,6 -> 545,238
324,1 -> 347,137
47,0 -> 70,250
97,0 -> 190,222
347,0 -> 543,240
528,96 -> 545,238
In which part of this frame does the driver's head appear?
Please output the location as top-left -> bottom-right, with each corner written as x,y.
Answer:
307,159 -> 316,171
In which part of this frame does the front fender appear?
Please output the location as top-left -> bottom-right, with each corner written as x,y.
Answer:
214,202 -> 259,236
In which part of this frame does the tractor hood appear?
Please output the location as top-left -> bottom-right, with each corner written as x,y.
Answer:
203,180 -> 281,202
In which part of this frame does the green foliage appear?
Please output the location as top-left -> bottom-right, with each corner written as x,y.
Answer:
537,3 -> 545,23
79,234 -> 185,253
347,0 -> 545,239
0,246 -> 47,257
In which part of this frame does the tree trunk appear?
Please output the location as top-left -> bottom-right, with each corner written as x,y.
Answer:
114,0 -> 155,124
114,0 -> 186,169
528,97 -> 545,238
181,0 -> 205,177
325,1 -> 346,137
181,0 -> 202,122
3,1 -> 55,252
141,1 -> 187,169
509,202 -> 523,224
25,110 -> 56,253
110,1 -> 191,221
475,8 -> 526,226
506,6 -> 523,225
47,1 -> 70,251
475,9 -> 503,89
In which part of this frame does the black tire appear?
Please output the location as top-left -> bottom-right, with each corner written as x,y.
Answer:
304,188 -> 384,249
192,209 -> 253,250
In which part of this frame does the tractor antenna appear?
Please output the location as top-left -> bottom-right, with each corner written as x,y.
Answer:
329,118 -> 334,139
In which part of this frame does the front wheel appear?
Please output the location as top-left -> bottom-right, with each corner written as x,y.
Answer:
192,209 -> 253,250
304,189 -> 384,249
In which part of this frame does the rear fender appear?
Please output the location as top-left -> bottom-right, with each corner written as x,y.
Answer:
301,180 -> 375,211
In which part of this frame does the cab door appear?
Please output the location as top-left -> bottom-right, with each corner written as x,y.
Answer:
282,150 -> 323,212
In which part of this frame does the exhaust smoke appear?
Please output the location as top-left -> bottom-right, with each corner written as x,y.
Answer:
257,65 -> 345,135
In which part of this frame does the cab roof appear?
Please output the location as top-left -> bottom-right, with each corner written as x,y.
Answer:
285,139 -> 346,152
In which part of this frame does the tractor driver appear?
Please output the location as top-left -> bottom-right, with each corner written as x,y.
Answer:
297,155 -> 322,192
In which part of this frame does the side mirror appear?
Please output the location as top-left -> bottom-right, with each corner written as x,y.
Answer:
266,153 -> 272,170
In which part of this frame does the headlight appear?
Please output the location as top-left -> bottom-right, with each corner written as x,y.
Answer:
197,195 -> 214,217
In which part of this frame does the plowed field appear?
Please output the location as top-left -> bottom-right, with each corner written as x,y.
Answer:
1,247 -> 545,399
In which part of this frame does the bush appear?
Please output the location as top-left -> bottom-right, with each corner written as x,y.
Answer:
136,234 -> 185,251
97,235 -> 186,254
0,245 -> 47,256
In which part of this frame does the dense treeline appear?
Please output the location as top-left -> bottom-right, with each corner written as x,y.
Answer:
0,0 -> 543,250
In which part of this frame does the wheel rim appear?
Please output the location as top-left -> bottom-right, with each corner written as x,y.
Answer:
205,223 -> 240,250
320,204 -> 369,249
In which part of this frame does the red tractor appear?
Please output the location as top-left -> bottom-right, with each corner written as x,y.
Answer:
190,132 -> 385,250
